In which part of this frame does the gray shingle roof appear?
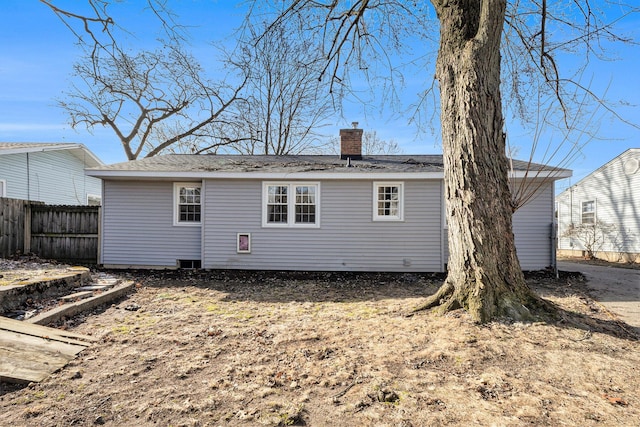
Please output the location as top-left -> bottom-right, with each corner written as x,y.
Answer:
88,154 -> 563,175
90,154 -> 443,173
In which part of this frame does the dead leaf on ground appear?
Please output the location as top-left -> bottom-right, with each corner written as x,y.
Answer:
602,394 -> 629,406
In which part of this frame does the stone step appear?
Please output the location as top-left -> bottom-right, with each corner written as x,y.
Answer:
75,285 -> 112,292
59,291 -> 93,302
28,281 -> 137,326
95,278 -> 120,286
0,267 -> 92,314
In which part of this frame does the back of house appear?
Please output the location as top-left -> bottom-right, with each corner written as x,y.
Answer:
87,129 -> 571,272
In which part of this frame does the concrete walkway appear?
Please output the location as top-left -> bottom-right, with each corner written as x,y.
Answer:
558,261 -> 640,329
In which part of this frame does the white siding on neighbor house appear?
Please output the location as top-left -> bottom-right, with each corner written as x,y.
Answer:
0,150 -> 101,204
101,180 -> 201,266
557,149 -> 640,254
443,180 -> 556,271
202,179 -> 443,272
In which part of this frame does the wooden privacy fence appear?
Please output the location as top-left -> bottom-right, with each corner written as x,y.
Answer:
0,198 -> 28,258
0,198 -> 99,263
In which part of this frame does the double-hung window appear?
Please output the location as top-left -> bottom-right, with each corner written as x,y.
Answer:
174,183 -> 202,226
581,200 -> 595,225
263,182 -> 319,227
373,182 -> 404,221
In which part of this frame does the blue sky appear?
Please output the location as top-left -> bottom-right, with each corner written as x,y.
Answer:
0,0 -> 638,190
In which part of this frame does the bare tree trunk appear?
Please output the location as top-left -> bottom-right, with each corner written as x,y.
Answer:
417,0 -> 549,322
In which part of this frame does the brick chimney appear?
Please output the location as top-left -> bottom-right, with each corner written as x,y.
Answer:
340,123 -> 363,160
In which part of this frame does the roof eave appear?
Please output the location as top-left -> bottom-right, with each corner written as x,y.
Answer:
510,169 -> 572,180
86,170 -> 445,180
0,143 -> 80,156
86,169 -> 571,180
74,144 -> 105,168
0,143 -> 105,167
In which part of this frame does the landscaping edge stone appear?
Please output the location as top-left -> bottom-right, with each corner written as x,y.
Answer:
0,268 -> 92,314
26,281 -> 136,326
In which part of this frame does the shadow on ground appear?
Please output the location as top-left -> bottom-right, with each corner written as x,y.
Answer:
108,268 -> 639,343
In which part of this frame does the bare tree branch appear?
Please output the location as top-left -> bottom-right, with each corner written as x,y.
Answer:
222,18 -> 335,154
60,42 -> 247,160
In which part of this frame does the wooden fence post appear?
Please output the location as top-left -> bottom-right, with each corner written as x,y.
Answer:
23,201 -> 31,254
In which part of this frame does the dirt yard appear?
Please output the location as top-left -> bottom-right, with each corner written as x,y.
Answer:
1,266 -> 638,426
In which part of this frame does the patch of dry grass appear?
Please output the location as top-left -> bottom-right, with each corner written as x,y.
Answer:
1,270 -> 638,426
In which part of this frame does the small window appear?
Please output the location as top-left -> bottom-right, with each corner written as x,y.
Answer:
263,182 -> 319,227
178,259 -> 201,269
581,200 -> 595,225
0,179 -> 6,197
373,182 -> 404,221
237,233 -> 251,253
87,194 -> 101,206
174,183 -> 202,226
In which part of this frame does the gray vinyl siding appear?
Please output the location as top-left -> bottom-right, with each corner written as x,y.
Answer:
557,149 -> 640,254
443,180 -> 555,271
0,150 -> 101,205
512,182 -> 555,270
101,180 -> 201,266
202,179 -> 443,272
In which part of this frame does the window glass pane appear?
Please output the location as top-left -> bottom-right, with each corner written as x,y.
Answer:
268,205 -> 288,223
377,185 -> 399,217
177,185 -> 201,223
582,201 -> 595,224
180,205 -> 201,222
295,204 -> 316,223
295,186 -> 316,223
267,185 -> 288,223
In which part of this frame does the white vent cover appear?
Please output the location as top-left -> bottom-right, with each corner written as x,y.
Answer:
623,158 -> 639,175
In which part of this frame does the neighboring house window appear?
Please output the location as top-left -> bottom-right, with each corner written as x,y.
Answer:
0,179 -> 5,197
87,194 -> 101,206
581,200 -> 595,225
174,183 -> 202,225
263,182 -> 319,227
373,182 -> 404,221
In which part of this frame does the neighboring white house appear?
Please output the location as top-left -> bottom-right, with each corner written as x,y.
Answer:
86,128 -> 571,272
556,148 -> 640,262
0,143 -> 103,205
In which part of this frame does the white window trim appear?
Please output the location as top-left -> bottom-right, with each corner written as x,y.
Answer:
173,182 -> 203,226
581,199 -> 596,225
373,181 -> 404,222
262,182 -> 320,228
0,179 -> 6,197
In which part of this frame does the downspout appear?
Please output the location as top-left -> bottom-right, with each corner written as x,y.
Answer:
552,184 -> 558,278
569,185 -> 574,248
26,152 -> 30,200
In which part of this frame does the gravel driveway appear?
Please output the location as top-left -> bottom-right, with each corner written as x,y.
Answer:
558,260 -> 640,329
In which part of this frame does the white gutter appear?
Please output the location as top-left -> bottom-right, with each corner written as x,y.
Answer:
0,143 -> 80,155
0,143 -> 104,167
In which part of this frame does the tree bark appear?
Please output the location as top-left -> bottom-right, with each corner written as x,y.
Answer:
418,0 -> 549,322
